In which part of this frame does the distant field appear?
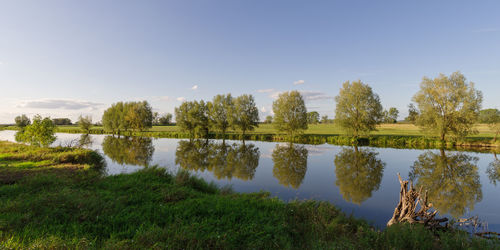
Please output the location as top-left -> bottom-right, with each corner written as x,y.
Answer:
53,123 -> 497,139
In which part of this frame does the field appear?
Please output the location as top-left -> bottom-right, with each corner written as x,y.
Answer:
0,141 -> 497,249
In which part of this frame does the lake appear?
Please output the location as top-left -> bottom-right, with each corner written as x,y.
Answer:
1,130 -> 499,232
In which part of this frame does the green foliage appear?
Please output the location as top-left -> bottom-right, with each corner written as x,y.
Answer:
383,107 -> 399,123
405,103 -> 419,123
307,111 -> 320,124
413,71 -> 483,142
334,146 -> 385,204
273,91 -> 308,137
14,114 -> 30,128
176,140 -> 260,180
102,136 -> 155,167
52,118 -> 72,125
334,80 -> 383,138
264,115 -> 273,124
232,94 -> 259,136
272,143 -> 308,189
102,101 -> 153,134
158,113 -> 173,126
208,94 -> 233,137
175,100 -> 209,138
78,115 -> 93,134
409,149 -> 482,218
15,115 -> 57,147
479,109 -> 500,141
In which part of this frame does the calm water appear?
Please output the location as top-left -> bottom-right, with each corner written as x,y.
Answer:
1,130 -> 499,231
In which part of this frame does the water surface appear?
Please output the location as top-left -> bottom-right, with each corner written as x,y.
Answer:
1,130 -> 499,231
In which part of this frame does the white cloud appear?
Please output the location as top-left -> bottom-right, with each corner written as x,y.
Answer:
191,85 -> 198,90
159,96 -> 171,101
257,89 -> 275,93
293,80 -> 305,85
176,97 -> 186,102
270,91 -> 282,99
299,91 -> 334,101
17,99 -> 103,110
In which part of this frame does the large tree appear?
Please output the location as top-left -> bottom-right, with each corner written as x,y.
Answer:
232,94 -> 259,137
102,101 -> 153,134
413,72 -> 483,142
175,100 -> 209,138
272,91 -> 308,138
208,94 -> 234,138
334,80 -> 383,138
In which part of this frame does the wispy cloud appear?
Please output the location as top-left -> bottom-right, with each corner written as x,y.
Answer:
472,28 -> 499,33
293,80 -> 305,85
176,97 -> 186,102
300,91 -> 334,101
191,85 -> 198,90
17,99 -> 103,110
257,88 -> 275,93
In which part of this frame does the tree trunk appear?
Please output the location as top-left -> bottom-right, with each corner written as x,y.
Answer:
387,173 -> 448,229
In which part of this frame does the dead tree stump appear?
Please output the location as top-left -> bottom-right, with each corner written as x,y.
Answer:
387,173 -> 448,229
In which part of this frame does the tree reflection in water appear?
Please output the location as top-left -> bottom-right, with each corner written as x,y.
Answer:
334,146 -> 385,205
175,140 -> 260,181
102,136 -> 155,167
487,153 -> 500,186
409,149 -> 482,219
78,134 -> 93,148
272,143 -> 308,189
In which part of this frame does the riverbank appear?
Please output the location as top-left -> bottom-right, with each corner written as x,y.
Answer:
0,141 -> 498,249
5,123 -> 494,150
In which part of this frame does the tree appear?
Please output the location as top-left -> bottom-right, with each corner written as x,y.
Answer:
272,91 -> 308,138
78,115 -> 93,134
208,94 -> 233,138
409,149 -> 482,218
52,118 -> 72,125
412,72 -> 483,142
321,115 -> 329,124
272,143 -> 308,189
382,107 -> 399,123
175,100 -> 209,138
405,104 -> 419,123
264,115 -> 273,124
15,115 -> 56,147
158,113 -> 173,126
152,112 -> 159,125
334,80 -> 383,138
14,114 -> 31,128
334,146 -> 385,204
307,111 -> 320,124
478,109 -> 500,142
102,101 -> 153,134
232,94 -> 259,137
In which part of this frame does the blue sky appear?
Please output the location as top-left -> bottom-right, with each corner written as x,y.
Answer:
0,0 -> 499,123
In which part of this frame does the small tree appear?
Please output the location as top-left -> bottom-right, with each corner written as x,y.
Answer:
479,109 -> 500,142
264,115 -> 273,124
158,113 -> 173,125
78,115 -> 93,134
175,100 -> 209,138
383,107 -> 399,123
272,91 -> 308,138
321,115 -> 329,124
16,115 -> 56,147
413,71 -> 483,142
307,111 -> 320,124
334,80 -> 383,138
232,94 -> 259,138
405,104 -> 419,123
14,114 -> 31,128
208,94 -> 233,138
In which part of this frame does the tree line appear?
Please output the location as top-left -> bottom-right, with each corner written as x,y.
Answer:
12,71 -> 500,144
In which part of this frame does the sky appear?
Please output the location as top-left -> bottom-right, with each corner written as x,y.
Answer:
0,0 -> 499,124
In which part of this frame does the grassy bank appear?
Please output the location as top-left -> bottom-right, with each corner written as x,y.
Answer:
0,141 -> 498,249
42,123 -> 499,150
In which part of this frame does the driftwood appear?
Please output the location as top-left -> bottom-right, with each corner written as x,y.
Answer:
387,173 -> 448,229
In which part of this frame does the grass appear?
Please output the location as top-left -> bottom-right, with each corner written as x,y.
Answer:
0,141 -> 499,249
